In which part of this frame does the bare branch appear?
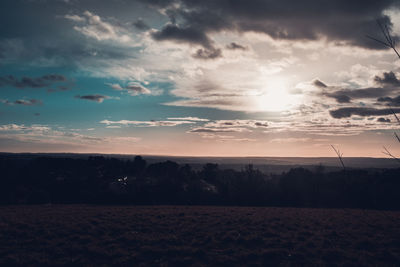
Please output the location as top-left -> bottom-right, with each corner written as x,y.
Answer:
382,146 -> 400,163
390,107 -> 400,125
395,132 -> 400,143
331,145 -> 345,170
369,25 -> 400,164
368,21 -> 400,59
366,35 -> 392,48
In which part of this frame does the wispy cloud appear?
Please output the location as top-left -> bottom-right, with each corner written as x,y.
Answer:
65,11 -> 132,43
0,74 -> 66,88
0,123 -> 141,147
188,127 -> 252,133
107,82 -> 151,96
167,117 -> 209,122
100,119 -> 195,127
1,99 -> 42,106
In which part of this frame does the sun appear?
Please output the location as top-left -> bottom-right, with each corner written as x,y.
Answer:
255,78 -> 297,112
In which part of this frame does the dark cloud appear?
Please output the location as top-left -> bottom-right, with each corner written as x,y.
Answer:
313,79 -> 327,88
151,24 -> 213,48
329,107 -> 400,118
0,1 -> 140,67
377,117 -> 391,122
146,0 -> 400,50
377,95 -> 400,106
327,94 -> 352,103
255,122 -> 268,127
74,94 -> 109,103
192,47 -> 222,59
226,42 -> 247,50
318,72 -> 400,103
374,71 -> 400,86
325,87 -> 395,101
133,18 -> 149,30
0,74 -> 67,88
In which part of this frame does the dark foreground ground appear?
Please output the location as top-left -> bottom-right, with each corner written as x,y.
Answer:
0,206 -> 399,266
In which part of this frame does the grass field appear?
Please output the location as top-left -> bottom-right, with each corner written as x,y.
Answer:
0,205 -> 399,266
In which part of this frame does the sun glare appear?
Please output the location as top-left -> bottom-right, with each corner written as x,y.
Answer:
256,78 -> 297,112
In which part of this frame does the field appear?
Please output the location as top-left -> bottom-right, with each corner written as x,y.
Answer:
0,205 -> 399,266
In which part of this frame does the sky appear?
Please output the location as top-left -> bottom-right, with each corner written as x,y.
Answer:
1,0 -> 400,157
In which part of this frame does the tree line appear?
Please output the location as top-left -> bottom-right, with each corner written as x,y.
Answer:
0,155 -> 399,209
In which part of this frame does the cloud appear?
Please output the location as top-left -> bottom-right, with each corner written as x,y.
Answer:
326,93 -> 352,103
262,119 -> 398,136
133,18 -> 150,30
329,107 -> 400,118
204,120 -> 269,129
226,42 -> 247,50
192,47 -> 222,59
64,14 -> 85,22
107,83 -> 124,90
100,119 -> 194,127
14,99 -> 42,106
187,119 -> 269,135
165,98 -> 247,111
109,136 -> 141,142
0,74 -> 67,88
167,117 -> 209,121
151,24 -> 213,48
0,124 -> 51,132
107,82 -> 151,96
188,127 -> 251,133
218,137 -> 256,142
146,0 -> 400,50
0,123 -> 108,146
314,72 -> 400,106
151,23 -> 223,59
270,137 -> 311,143
377,117 -> 391,123
74,94 -> 109,103
65,11 -> 131,43
125,83 -> 151,95
0,122 -> 143,150
374,71 -> 400,86
322,86 -> 397,101
377,95 -> 400,106
313,79 -> 327,88
1,98 -> 43,106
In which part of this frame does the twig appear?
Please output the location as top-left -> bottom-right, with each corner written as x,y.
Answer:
368,24 -> 400,164
394,132 -> 400,144
366,20 -> 400,59
382,146 -> 400,163
389,107 -> 400,143
331,145 -> 345,170
389,107 -> 400,125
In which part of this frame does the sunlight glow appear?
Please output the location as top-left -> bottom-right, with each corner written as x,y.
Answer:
256,78 -> 297,112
